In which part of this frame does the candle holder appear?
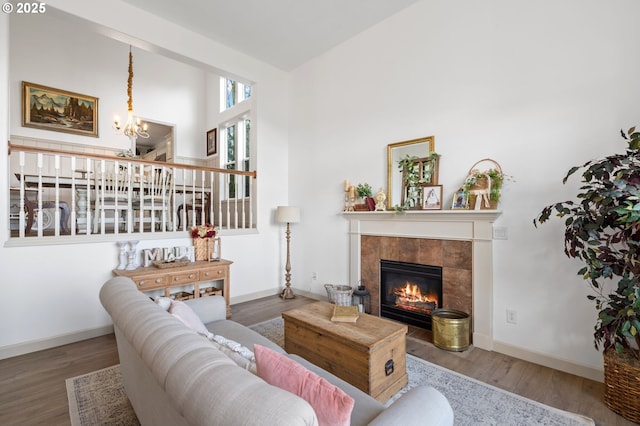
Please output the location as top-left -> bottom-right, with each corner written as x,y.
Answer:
117,241 -> 128,270
344,189 -> 354,212
126,240 -> 139,270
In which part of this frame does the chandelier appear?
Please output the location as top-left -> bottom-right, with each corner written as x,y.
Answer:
113,46 -> 149,154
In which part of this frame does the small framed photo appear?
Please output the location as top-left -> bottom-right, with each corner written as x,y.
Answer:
452,188 -> 469,210
206,128 -> 217,156
422,185 -> 443,210
22,81 -> 98,137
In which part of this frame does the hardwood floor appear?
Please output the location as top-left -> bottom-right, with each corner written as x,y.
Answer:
0,295 -> 635,425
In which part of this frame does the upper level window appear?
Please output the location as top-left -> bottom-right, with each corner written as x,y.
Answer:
221,117 -> 251,199
222,78 -> 252,111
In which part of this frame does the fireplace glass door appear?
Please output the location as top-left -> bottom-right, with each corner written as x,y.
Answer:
380,259 -> 443,329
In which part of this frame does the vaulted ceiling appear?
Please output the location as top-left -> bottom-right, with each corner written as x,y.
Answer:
121,0 -> 420,71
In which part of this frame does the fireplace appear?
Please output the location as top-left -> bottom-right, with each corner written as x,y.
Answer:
380,259 -> 443,330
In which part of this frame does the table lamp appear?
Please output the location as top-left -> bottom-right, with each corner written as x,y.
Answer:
276,206 -> 300,299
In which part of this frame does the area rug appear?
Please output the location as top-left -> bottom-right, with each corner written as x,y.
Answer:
67,317 -> 595,426
66,365 -> 140,426
250,317 -> 595,426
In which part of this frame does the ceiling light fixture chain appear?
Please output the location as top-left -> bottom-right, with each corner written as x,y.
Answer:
113,45 -> 149,156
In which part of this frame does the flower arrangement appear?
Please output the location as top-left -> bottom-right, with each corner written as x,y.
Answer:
191,224 -> 218,239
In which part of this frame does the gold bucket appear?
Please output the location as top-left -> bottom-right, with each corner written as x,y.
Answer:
432,309 -> 470,352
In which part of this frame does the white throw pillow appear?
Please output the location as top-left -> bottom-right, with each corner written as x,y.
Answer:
155,296 -> 172,311
168,300 -> 256,373
207,336 -> 257,374
169,300 -> 210,335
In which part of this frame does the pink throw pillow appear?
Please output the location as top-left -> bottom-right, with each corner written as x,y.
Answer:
254,344 -> 354,426
169,300 -> 210,336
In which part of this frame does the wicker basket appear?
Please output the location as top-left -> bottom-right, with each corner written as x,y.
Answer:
604,348 -> 640,423
466,158 -> 502,210
324,284 -> 353,306
193,238 -> 212,261
200,286 -> 222,297
171,291 -> 194,301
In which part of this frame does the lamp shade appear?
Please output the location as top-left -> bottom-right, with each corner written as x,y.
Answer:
276,206 -> 300,224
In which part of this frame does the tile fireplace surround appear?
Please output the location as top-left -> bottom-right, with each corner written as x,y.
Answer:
344,210 -> 501,351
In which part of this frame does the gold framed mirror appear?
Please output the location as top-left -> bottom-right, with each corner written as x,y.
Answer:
387,136 -> 435,209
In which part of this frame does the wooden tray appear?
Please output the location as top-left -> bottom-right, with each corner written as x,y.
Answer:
153,259 -> 191,269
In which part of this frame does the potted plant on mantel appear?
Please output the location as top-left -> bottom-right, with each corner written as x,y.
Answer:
355,183 -> 374,211
396,152 -> 440,210
534,126 -> 640,423
462,159 -> 507,210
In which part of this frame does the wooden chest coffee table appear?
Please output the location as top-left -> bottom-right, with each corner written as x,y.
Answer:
282,301 -> 408,402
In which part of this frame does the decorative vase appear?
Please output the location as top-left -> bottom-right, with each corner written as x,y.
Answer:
193,238 -> 212,261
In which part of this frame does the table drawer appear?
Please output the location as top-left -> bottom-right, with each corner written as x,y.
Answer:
134,275 -> 169,290
169,270 -> 199,285
200,266 -> 227,281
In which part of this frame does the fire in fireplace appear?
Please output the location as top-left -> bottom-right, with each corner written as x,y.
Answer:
380,260 -> 443,329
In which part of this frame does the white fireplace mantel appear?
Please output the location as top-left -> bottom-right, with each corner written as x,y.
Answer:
343,210 -> 502,350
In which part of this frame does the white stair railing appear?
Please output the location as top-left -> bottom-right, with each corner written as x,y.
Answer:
8,142 -> 256,241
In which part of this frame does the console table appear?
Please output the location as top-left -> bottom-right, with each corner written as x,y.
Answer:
113,259 -> 233,318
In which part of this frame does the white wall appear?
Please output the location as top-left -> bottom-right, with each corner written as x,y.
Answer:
9,12 -> 206,157
0,1 -> 290,357
288,0 -> 640,376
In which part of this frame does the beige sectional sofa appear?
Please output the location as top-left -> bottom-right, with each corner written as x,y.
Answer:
100,276 -> 454,425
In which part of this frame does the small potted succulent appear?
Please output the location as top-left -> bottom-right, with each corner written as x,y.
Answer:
354,183 -> 374,210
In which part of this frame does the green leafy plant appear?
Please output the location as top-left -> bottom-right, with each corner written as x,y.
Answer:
355,183 -> 373,198
534,127 -> 640,359
396,152 -> 439,209
463,168 -> 507,202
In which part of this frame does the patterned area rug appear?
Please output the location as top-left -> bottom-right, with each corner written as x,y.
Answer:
66,317 -> 594,425
250,317 -> 594,426
66,365 -> 139,426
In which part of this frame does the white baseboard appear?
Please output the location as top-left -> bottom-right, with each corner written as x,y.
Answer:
0,325 -> 114,361
1,295 -> 603,387
229,287 -> 322,305
493,340 -> 604,383
2,289 -> 320,360
227,290 -> 607,383
472,332 -> 493,351
230,288 -> 282,304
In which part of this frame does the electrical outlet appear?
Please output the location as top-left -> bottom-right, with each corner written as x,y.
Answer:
312,272 -> 318,281
493,226 -> 508,240
506,309 -> 517,324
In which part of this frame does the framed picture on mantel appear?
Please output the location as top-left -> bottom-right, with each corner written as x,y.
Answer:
422,185 -> 443,210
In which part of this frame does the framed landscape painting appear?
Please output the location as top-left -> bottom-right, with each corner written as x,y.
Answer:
22,81 -> 98,137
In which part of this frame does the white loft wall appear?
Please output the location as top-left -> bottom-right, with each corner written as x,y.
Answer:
0,1 -> 289,358
9,12 -> 205,158
288,0 -> 640,377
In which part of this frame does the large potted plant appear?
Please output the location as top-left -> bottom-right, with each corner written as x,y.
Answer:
534,127 -> 640,423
